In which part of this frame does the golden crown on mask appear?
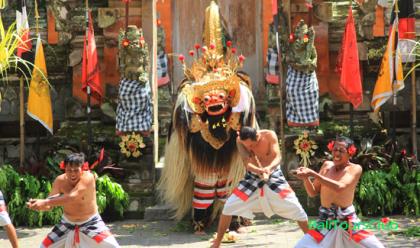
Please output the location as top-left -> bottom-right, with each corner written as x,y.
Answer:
177,1 -> 246,114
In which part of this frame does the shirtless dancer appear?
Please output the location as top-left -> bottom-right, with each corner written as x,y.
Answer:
294,136 -> 384,248
27,153 -> 120,248
212,127 -> 308,248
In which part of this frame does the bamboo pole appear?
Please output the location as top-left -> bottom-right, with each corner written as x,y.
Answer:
19,0 -> 28,168
152,0 -> 159,164
278,0 -> 291,173
348,0 -> 355,138
19,76 -> 25,167
276,0 -> 286,171
391,0 -> 400,141
411,62 -> 417,159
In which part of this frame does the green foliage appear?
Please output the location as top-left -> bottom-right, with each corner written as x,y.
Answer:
0,165 -> 62,227
397,158 -> 419,216
355,162 -> 419,216
355,163 -> 400,215
0,17 -> 49,86
95,174 -> 129,217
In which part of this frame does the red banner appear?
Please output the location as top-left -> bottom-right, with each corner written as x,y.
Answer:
82,11 -> 102,102
336,7 -> 362,109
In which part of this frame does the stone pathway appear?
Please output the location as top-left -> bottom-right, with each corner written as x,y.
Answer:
0,216 -> 418,247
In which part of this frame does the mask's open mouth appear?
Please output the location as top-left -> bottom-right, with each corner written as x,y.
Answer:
208,104 -> 224,112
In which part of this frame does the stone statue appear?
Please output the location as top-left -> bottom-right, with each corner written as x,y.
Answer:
116,25 -> 152,135
285,20 -> 317,74
118,25 -> 150,84
356,0 -> 378,40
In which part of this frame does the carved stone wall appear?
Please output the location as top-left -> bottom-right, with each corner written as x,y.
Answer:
0,0 -> 157,218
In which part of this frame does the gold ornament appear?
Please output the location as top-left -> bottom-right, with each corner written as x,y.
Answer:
189,112 -> 241,149
293,131 -> 317,167
119,132 -> 146,158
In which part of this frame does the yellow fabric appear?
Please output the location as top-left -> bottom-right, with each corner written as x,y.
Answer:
371,19 -> 404,112
27,35 -> 53,134
0,0 -> 6,9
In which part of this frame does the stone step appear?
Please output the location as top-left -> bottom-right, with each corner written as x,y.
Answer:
144,204 -> 172,221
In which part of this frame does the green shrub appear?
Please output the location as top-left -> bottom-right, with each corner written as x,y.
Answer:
0,165 -> 129,227
0,165 -> 62,226
355,162 -> 419,216
95,174 -> 129,217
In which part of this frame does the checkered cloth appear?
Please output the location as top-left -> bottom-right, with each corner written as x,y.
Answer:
116,78 -> 153,132
307,205 -> 374,244
266,48 -> 280,84
232,168 -> 292,201
157,51 -> 170,87
286,66 -> 319,126
41,214 -> 112,247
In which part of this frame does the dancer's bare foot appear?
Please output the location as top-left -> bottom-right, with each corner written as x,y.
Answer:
210,238 -> 221,248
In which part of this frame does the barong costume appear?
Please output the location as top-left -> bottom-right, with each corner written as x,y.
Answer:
158,1 -> 257,232
223,168 -> 307,222
41,213 -> 120,248
295,205 -> 384,248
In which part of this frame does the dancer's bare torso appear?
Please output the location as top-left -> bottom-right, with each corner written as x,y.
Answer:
319,161 -> 361,208
238,130 -> 279,168
53,172 -> 98,222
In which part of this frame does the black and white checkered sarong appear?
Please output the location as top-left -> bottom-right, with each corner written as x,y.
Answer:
157,51 -> 170,86
265,48 -> 279,84
232,168 -> 291,201
157,51 -> 168,79
116,78 -> 153,132
41,214 -> 112,247
286,66 -> 319,125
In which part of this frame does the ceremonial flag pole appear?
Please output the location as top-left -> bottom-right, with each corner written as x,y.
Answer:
16,0 -> 32,167
411,62 -> 417,159
272,0 -> 286,168
82,0 -> 102,157
85,0 -> 92,156
152,0 -> 159,165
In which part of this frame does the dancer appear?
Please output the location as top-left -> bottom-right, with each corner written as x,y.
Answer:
212,127 -> 308,247
27,153 -> 120,248
294,136 -> 384,248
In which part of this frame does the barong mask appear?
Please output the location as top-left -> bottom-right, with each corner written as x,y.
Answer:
180,45 -> 245,148
178,1 -> 246,149
158,0 -> 256,224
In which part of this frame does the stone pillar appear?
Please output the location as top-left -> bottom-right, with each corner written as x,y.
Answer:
119,137 -> 156,218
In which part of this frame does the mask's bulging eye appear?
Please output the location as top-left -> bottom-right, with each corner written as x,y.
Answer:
204,96 -> 210,102
218,93 -> 225,99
